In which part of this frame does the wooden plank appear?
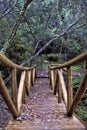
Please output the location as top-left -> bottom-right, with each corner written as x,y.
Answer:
0,76 -> 18,118
17,71 -> 26,114
58,69 -> 67,106
67,72 -> 87,116
11,68 -> 18,108
50,69 -> 56,91
67,66 -> 73,113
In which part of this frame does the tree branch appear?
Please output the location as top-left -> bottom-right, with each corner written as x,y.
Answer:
24,17 -> 37,43
21,32 -> 65,66
63,14 -> 85,32
0,1 -> 17,19
21,17 -> 86,66
0,0 -> 33,54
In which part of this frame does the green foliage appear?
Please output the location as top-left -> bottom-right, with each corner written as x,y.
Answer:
47,53 -> 64,63
47,53 -> 58,57
6,40 -> 33,65
73,75 -> 82,91
32,54 -> 47,69
72,65 -> 81,71
68,39 -> 81,53
0,0 -> 87,59
0,0 -> 87,64
75,106 -> 87,122
0,17 -> 11,43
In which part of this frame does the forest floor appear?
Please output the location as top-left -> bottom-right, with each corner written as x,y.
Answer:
0,68 -> 86,129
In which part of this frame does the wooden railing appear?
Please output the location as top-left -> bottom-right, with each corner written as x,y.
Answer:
0,53 -> 36,118
49,52 -> 87,117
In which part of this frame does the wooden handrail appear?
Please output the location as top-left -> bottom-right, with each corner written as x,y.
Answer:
50,52 -> 87,69
0,53 -> 28,70
48,51 -> 87,118
0,53 -> 36,118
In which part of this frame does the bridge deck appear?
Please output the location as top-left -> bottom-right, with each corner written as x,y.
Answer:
5,77 -> 86,130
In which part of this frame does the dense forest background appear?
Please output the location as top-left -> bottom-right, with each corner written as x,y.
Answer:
0,0 -> 87,66
0,0 -> 87,125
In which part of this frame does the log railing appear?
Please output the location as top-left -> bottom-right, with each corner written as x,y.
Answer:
0,53 -> 36,118
49,52 -> 87,117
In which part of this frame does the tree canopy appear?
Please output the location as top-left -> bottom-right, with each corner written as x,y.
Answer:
0,0 -> 87,65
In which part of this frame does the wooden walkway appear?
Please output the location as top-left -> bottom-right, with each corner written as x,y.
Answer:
5,77 -> 86,130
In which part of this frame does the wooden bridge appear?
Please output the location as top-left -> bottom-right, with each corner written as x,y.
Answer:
0,52 -> 87,130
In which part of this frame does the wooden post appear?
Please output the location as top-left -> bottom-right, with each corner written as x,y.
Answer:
54,71 -> 58,95
0,76 -> 18,118
85,60 -> 87,69
31,68 -> 33,86
57,71 -> 62,103
29,70 -> 32,90
67,66 -> 73,113
11,68 -> 18,108
58,69 -> 67,106
25,70 -> 30,95
50,69 -> 56,91
22,82 -> 26,104
25,70 -> 31,94
67,72 -> 87,117
17,71 -> 26,114
34,65 -> 37,81
50,69 -> 53,89
48,66 -> 52,87
32,67 -> 36,84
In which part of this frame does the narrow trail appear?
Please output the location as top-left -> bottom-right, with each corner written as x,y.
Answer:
6,76 -> 86,130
